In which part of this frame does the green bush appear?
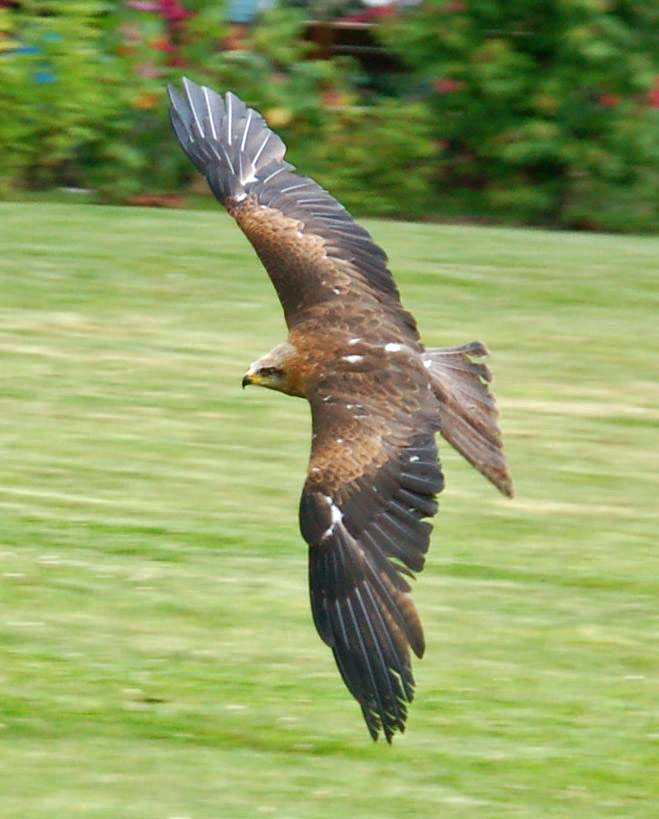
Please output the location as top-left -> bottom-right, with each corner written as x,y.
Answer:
0,0 -> 656,232
178,6 -> 436,218
0,1 -> 210,199
380,0 -> 659,231
0,1 -> 113,191
295,99 -> 436,218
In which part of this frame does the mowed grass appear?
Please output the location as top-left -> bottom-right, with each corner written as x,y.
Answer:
1,201 -> 657,818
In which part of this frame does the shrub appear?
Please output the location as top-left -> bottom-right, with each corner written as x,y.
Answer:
0,1 -> 114,191
296,99 -> 436,218
380,0 -> 659,231
0,0 -> 656,232
0,1 -> 218,199
174,6 -> 436,218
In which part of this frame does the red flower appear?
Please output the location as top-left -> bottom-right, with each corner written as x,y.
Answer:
152,36 -> 175,52
434,78 -> 463,94
598,93 -> 620,108
647,78 -> 659,109
338,4 -> 395,23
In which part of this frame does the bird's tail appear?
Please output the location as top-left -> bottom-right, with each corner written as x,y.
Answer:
167,77 -> 292,204
426,341 -> 513,497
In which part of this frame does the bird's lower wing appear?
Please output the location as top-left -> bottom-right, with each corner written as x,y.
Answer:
300,397 -> 443,742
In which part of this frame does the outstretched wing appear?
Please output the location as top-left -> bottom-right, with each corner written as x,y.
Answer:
299,378 -> 444,742
167,78 -> 418,338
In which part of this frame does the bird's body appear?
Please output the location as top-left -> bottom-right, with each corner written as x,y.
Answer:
168,78 -> 513,742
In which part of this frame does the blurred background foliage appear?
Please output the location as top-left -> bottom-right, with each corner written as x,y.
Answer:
0,0 -> 657,230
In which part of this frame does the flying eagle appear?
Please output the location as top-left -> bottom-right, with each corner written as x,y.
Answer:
168,78 -> 513,743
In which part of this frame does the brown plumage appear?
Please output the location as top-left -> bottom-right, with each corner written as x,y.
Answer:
168,78 -> 513,742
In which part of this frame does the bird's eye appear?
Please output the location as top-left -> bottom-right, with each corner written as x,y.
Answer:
260,367 -> 280,377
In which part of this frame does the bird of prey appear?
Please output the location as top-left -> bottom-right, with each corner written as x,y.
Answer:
168,78 -> 513,743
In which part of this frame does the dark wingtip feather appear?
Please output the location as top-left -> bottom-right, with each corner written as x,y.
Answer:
168,77 -> 288,204
307,518 -> 420,742
167,78 -> 405,311
166,81 -> 179,107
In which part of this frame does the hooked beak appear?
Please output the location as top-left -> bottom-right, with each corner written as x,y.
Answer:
241,373 -> 252,389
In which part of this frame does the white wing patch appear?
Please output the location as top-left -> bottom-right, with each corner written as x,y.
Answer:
252,133 -> 271,166
226,92 -> 233,146
184,78 -> 205,138
320,500 -> 344,542
240,109 -> 252,152
203,87 -> 216,140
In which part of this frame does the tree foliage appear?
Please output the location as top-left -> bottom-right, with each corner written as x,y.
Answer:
380,0 -> 659,230
0,0 -> 656,231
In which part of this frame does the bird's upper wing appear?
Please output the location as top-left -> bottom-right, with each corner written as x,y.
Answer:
299,369 -> 443,742
168,78 -> 418,338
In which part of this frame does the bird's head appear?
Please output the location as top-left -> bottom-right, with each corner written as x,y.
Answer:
242,342 -> 298,395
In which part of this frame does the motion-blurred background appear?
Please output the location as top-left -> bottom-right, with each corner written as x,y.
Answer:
1,0 -> 657,231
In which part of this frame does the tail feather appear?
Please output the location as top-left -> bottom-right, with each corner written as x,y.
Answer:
168,77 -> 291,203
426,341 -> 513,497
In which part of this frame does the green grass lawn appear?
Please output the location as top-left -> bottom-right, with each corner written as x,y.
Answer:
1,202 -> 657,818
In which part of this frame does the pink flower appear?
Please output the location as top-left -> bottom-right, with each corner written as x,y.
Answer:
126,1 -> 160,10
158,0 -> 191,21
138,64 -> 161,78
